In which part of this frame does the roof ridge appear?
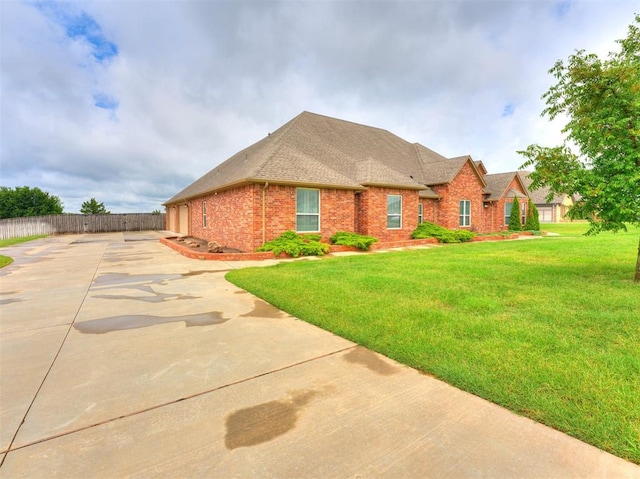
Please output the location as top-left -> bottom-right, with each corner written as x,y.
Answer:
302,110 -> 395,136
251,112 -> 306,178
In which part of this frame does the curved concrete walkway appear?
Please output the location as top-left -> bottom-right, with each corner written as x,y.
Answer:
0,232 -> 637,478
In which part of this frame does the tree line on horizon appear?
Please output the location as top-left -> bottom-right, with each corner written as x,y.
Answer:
0,186 -> 112,218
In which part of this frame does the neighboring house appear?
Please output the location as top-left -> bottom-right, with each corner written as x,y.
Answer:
519,172 -> 575,223
164,111 -> 531,251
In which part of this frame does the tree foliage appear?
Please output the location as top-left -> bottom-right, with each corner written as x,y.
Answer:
508,196 -> 522,231
519,14 -> 640,281
0,186 -> 63,219
80,198 -> 110,214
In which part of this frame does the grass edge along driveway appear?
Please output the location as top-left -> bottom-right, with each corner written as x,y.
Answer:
226,225 -> 640,464
0,235 -> 47,267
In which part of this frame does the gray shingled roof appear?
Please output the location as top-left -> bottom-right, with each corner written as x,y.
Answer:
518,172 -> 568,204
483,172 -> 529,201
165,112 -> 482,204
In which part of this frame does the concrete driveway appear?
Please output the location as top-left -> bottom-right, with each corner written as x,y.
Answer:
0,232 -> 638,478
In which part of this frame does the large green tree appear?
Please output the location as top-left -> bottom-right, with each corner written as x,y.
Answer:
0,186 -> 64,219
80,198 -> 110,214
519,14 -> 640,282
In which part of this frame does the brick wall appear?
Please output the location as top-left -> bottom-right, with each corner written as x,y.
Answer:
357,187 -> 419,241
431,161 -> 487,232
189,185 -> 255,251
189,183 -> 357,252
179,166 -> 530,251
420,199 -> 438,223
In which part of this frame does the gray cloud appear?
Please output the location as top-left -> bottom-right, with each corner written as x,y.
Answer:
1,0 -> 637,213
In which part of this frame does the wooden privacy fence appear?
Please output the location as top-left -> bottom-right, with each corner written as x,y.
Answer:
0,214 -> 167,240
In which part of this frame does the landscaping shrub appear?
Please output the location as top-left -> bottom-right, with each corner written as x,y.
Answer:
524,198 -> 540,231
508,197 -> 522,231
411,222 -> 476,243
330,231 -> 378,250
256,231 -> 330,257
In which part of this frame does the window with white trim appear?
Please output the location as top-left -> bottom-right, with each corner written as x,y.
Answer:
504,202 -> 512,226
387,195 -> 402,229
202,201 -> 207,228
459,200 -> 471,227
418,203 -> 423,224
296,188 -> 320,232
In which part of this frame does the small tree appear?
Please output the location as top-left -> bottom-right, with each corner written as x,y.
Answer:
519,15 -> 640,281
508,196 -> 521,231
524,199 -> 540,231
80,198 -> 110,214
0,186 -> 63,218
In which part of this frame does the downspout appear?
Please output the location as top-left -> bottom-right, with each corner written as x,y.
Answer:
262,182 -> 269,244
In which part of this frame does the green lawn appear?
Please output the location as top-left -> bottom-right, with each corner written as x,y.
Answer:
0,235 -> 47,268
226,226 -> 640,464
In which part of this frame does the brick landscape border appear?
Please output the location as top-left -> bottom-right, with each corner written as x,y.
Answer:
161,234 -> 535,261
161,236 -> 440,261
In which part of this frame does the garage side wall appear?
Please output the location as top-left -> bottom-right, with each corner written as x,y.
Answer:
190,185 -> 255,252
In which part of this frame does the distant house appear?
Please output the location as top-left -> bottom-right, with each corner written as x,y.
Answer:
164,112 -> 531,251
519,172 -> 575,223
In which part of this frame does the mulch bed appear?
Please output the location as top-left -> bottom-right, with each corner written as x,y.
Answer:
170,236 -> 243,253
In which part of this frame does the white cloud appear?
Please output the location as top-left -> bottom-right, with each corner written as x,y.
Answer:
1,0 -> 637,213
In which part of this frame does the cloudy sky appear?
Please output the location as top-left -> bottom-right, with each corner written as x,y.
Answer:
1,0 -> 637,213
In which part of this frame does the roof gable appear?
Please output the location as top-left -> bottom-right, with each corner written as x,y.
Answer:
422,155 -> 487,188
518,171 -> 568,204
483,171 -> 529,201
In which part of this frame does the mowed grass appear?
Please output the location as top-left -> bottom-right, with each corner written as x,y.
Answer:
0,235 -> 47,268
226,224 -> 640,463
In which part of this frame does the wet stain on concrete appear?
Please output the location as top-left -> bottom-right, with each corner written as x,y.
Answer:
182,270 -> 231,277
224,389 -> 318,450
234,290 -> 248,294
343,347 -> 399,376
240,299 -> 285,319
0,298 -> 23,305
74,311 -> 229,334
93,272 -> 182,287
91,283 -> 200,302
102,256 -> 154,263
92,290 -> 199,303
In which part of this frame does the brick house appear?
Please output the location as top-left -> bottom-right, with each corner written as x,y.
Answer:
164,111 -> 530,251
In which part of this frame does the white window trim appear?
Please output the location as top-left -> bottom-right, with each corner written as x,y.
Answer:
459,200 -> 471,227
418,203 -> 423,224
296,188 -> 320,233
387,194 -> 402,230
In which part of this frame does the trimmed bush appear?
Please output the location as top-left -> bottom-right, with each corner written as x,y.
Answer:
524,199 -> 540,231
508,197 -> 522,231
329,231 -> 378,250
411,221 -> 476,243
256,231 -> 330,257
